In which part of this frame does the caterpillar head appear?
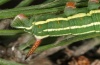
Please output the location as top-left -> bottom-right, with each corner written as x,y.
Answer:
11,14 -> 32,29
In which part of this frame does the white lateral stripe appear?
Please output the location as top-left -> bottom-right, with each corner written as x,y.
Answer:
25,26 -> 33,30
33,10 -> 100,25
34,35 -> 49,39
15,27 -> 26,28
35,30 -> 100,39
42,22 -> 100,32
73,30 -> 95,35
34,13 -> 86,25
88,10 -> 100,16
15,26 -> 33,29
73,30 -> 100,35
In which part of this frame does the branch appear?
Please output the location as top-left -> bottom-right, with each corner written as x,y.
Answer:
0,58 -> 24,65
0,30 -> 24,36
0,0 -> 10,6
0,6 -> 64,19
16,0 -> 35,7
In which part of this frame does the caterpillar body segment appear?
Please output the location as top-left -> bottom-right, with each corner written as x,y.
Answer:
11,9 -> 100,59
23,9 -> 100,39
11,1 -> 100,59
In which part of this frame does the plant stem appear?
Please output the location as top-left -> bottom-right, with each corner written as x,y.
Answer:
0,6 -> 64,19
0,0 -> 10,6
14,0 -> 66,9
2,0 -> 66,12
43,0 -> 54,4
0,30 -> 24,36
0,58 -> 24,65
16,0 -> 34,7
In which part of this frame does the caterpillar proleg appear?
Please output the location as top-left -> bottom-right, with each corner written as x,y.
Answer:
11,0 -> 100,59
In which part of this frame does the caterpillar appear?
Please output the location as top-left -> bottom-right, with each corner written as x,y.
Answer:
11,0 -> 100,59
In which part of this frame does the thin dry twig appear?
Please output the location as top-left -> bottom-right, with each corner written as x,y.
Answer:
96,47 -> 100,54
0,19 -> 11,29
73,38 -> 100,56
91,60 -> 100,65
34,46 -> 66,59
8,34 -> 33,62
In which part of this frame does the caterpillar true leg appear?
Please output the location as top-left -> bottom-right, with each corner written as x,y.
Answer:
25,39 -> 42,59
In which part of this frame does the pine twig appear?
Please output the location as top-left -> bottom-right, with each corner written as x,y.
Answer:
0,0 -> 10,6
0,58 -> 24,65
0,6 -> 64,19
16,0 -> 34,7
0,30 -> 24,36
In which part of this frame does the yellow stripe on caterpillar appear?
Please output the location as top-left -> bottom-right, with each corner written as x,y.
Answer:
33,10 -> 100,25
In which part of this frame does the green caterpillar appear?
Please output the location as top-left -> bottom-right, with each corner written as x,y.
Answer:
11,0 -> 100,59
